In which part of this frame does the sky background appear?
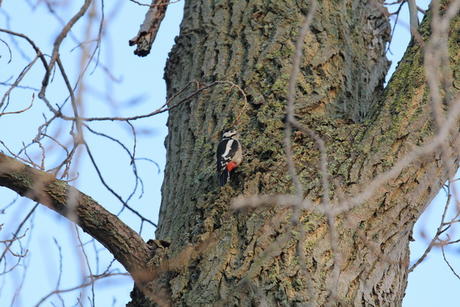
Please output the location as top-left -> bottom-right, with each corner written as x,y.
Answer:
0,1 -> 458,306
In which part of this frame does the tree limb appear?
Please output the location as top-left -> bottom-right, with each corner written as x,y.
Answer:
0,152 -> 151,277
129,0 -> 169,57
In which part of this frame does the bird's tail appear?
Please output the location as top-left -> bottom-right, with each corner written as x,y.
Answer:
218,170 -> 230,186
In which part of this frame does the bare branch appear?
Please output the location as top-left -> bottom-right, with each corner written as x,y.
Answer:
0,98 -> 33,116
83,142 -> 157,228
408,189 -> 452,272
0,203 -> 38,264
0,153 -> 151,277
129,0 -> 170,57
0,28 -> 50,82
441,245 -> 460,280
284,12 -> 315,208
39,0 -> 93,97
24,80 -> 236,122
0,56 -> 38,111
34,272 -> 130,307
407,0 -> 419,36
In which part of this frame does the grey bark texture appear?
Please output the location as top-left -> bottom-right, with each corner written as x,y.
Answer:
131,0 -> 460,306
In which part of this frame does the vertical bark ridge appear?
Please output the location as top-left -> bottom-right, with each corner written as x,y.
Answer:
158,0 -> 392,304
149,1 -> 460,305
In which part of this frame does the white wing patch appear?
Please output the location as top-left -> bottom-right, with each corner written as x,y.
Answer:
221,139 -> 235,161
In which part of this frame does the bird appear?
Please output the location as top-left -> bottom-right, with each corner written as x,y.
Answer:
216,130 -> 243,186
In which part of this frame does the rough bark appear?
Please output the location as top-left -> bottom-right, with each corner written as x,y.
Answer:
141,0 -> 460,306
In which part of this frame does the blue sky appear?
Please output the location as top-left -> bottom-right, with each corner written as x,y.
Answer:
0,1 -> 458,306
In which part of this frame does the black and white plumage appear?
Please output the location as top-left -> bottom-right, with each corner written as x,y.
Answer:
216,130 -> 243,186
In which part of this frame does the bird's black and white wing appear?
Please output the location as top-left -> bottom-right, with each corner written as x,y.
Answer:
216,138 -> 239,186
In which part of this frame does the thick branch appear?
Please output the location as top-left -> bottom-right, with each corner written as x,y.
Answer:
129,0 -> 169,57
354,4 -> 460,191
0,153 -> 151,276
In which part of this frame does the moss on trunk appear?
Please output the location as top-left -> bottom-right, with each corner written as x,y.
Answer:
130,1 -> 460,305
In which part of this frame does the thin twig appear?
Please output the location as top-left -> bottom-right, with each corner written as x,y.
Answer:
283,2 -> 318,304
0,29 -> 50,80
441,245 -> 460,280
83,142 -> 157,228
34,272 -> 130,307
0,56 -> 38,111
0,99 -> 33,116
409,188 -> 452,272
38,0 -> 93,97
0,203 -> 38,264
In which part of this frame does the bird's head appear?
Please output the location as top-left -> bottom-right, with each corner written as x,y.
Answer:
222,130 -> 238,139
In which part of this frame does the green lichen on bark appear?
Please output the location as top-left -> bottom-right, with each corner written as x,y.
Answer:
131,1 -> 460,306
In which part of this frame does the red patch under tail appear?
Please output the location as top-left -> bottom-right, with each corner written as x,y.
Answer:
226,161 -> 238,172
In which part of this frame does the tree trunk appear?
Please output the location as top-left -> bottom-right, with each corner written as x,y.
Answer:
131,1 -> 460,306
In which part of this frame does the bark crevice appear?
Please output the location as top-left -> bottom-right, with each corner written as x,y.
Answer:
150,1 -> 459,305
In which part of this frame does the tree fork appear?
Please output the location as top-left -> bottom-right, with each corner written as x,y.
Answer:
146,0 -> 460,305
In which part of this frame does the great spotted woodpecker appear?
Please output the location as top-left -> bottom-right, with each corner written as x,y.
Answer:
216,130 -> 243,186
